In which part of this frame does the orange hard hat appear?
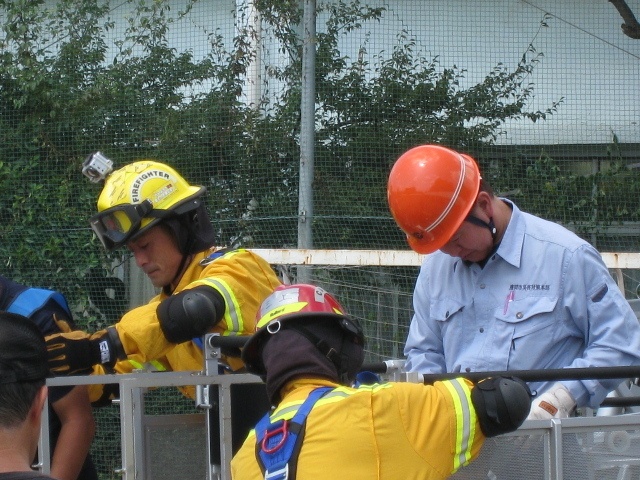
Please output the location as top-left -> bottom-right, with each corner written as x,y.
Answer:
387,144 -> 481,254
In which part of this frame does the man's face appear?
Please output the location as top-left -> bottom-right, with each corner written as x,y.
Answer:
439,206 -> 494,263
127,225 -> 183,288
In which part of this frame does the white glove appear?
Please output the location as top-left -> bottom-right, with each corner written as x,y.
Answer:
527,382 -> 576,420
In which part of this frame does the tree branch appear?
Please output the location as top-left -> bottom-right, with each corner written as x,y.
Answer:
609,0 -> 640,39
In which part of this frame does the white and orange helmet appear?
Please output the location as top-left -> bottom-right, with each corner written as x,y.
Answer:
242,284 -> 364,377
387,144 -> 481,254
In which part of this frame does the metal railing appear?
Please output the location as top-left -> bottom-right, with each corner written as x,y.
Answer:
35,332 -> 640,480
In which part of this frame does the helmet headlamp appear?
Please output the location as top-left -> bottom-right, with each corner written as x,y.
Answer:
83,152 -> 114,183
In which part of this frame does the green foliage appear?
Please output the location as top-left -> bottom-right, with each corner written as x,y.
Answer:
0,156 -> 102,303
2,1 -> 638,474
0,0 -> 219,325
306,6 -> 561,247
1,0 -> 634,311
482,137 -> 640,241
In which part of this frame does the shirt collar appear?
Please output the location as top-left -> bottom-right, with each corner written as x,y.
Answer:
495,198 -> 525,268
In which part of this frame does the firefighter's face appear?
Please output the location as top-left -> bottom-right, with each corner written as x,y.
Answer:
127,225 -> 183,288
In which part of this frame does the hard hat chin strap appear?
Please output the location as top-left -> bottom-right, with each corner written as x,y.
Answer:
465,214 -> 497,242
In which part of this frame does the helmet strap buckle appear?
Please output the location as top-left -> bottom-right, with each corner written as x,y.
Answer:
267,321 -> 282,335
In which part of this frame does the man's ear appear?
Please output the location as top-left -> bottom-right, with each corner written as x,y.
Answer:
475,191 -> 494,218
30,385 -> 48,424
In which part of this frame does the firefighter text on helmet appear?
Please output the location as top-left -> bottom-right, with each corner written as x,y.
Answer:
88,160 -> 205,250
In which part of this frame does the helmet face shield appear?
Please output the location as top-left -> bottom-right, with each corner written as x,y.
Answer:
89,200 -> 154,250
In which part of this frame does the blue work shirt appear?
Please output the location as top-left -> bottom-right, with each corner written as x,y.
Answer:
404,200 -> 640,408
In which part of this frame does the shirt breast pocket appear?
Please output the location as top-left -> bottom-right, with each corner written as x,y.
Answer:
495,295 -> 559,367
431,298 -> 468,341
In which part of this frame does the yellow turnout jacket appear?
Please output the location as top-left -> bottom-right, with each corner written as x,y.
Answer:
231,377 -> 485,480
90,248 -> 280,401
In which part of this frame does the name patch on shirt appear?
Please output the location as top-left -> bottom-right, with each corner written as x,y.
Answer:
509,284 -> 550,291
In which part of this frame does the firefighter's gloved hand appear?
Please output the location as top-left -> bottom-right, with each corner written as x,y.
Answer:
46,327 -> 125,375
46,331 -> 100,375
52,313 -> 73,333
527,382 -> 576,420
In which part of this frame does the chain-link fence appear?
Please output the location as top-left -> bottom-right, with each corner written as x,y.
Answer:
2,0 -> 640,477
1,0 -> 639,305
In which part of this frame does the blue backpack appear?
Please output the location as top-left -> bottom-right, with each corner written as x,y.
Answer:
6,287 -> 72,319
1,276 -> 73,335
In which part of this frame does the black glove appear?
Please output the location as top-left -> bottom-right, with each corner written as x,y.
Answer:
46,327 -> 125,375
